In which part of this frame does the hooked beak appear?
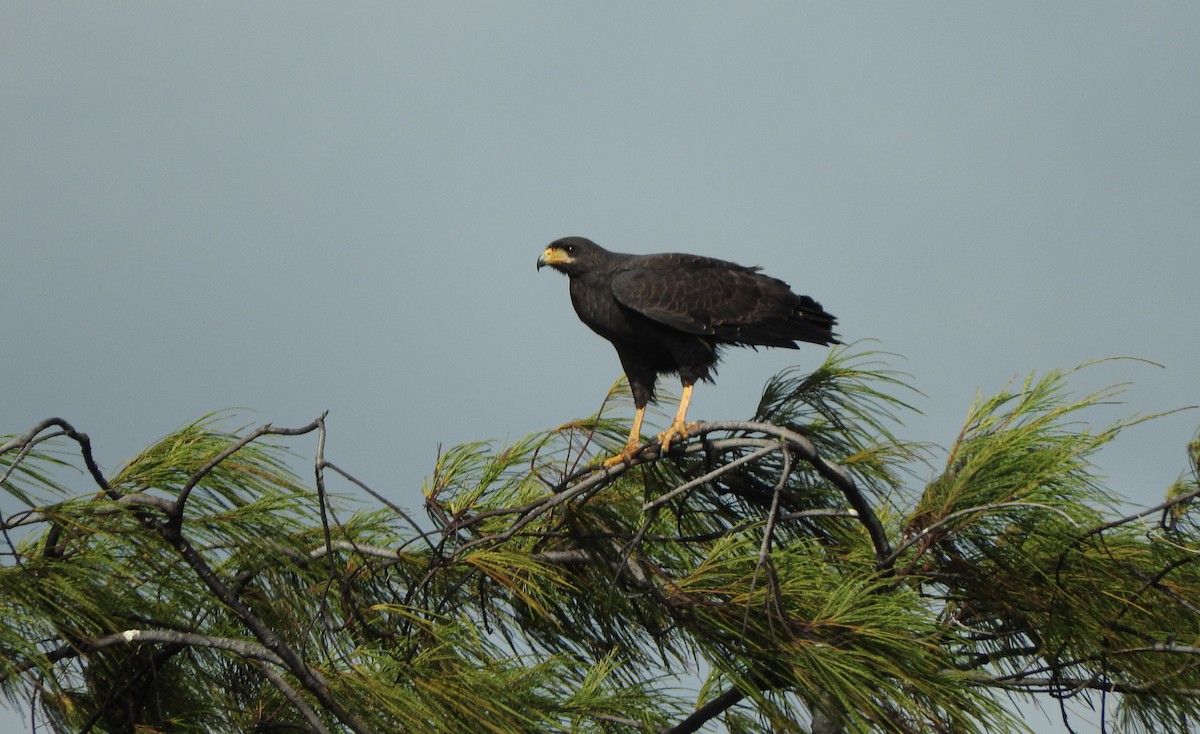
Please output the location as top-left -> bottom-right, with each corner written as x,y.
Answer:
537,246 -> 571,271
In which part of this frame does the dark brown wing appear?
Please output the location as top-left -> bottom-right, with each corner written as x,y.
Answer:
611,253 -> 837,348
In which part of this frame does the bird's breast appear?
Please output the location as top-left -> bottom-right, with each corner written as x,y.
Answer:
569,281 -> 628,339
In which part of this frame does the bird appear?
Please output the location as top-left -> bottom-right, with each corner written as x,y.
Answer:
537,236 -> 838,466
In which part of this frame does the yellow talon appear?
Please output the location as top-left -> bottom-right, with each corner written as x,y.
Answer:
602,405 -> 647,467
657,420 -> 701,455
603,382 -> 700,464
656,384 -> 697,455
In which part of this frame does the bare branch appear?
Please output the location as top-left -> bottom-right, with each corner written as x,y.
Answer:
1084,481 -> 1200,538
967,672 -> 1200,698
309,539 -> 410,562
169,415 -> 326,528
692,421 -> 894,571
757,444 -> 793,568
0,418 -> 117,498
643,443 -> 781,511
322,459 -> 437,553
660,684 -> 745,734
0,628 -> 283,684
0,492 -> 176,531
252,660 -> 336,734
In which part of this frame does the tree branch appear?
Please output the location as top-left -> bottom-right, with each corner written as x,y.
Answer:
5,416 -> 376,734
692,421 -> 894,571
0,629 -> 335,734
886,501 -> 1081,567
163,479 -> 377,734
967,672 -> 1200,697
0,417 -> 119,499
660,684 -> 745,734
169,415 -> 325,532
643,443 -> 781,511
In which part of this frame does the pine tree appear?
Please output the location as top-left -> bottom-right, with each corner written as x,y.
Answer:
2,348 -> 1198,733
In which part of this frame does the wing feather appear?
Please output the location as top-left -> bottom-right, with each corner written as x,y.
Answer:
611,254 -> 837,347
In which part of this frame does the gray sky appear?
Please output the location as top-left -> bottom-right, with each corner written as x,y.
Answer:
3,4 -> 1199,731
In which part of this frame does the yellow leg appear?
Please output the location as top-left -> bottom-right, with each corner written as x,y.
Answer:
657,384 -> 698,455
602,405 -> 647,467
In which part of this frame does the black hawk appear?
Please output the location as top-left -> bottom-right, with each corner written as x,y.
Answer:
537,236 -> 838,466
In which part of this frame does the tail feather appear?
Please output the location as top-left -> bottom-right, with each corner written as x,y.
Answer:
715,294 -> 839,348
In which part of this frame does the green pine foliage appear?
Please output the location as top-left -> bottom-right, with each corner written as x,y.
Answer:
1,349 -> 1198,733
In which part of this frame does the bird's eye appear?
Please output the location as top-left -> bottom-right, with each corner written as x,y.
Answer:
564,244 -> 575,254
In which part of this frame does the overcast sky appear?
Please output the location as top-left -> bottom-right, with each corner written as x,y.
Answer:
3,4 -> 1199,732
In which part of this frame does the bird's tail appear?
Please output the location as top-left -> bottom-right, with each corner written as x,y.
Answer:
720,294 -> 839,348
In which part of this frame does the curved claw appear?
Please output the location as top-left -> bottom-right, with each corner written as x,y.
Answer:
657,420 -> 701,456
601,446 -> 638,468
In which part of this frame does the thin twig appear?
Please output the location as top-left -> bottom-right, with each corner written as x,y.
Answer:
323,460 -> 438,553
0,493 -> 176,531
170,415 -> 326,527
0,426 -> 68,489
965,672 -> 1200,697
694,421 -> 894,571
313,415 -> 338,580
164,517 -> 377,734
0,418 -> 120,499
643,444 -> 781,511
757,445 -> 792,568
886,501 -> 1081,566
741,445 -> 793,638
1084,481 -> 1200,539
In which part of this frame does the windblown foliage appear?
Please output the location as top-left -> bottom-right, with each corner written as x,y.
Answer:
1,350 -> 1197,733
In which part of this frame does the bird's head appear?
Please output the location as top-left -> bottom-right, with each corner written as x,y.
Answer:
537,236 -> 604,276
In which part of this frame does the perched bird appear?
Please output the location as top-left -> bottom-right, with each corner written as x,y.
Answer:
537,236 -> 838,466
